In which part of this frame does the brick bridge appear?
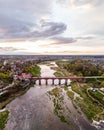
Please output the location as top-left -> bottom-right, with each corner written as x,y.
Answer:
29,76 -> 102,85
30,77 -> 84,85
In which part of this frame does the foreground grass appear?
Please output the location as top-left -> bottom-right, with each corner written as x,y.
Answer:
71,82 -> 104,121
0,110 -> 9,130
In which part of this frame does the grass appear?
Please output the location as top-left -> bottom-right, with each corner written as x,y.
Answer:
59,115 -> 67,123
85,78 -> 104,83
24,64 -> 41,77
67,91 -> 74,100
30,65 -> 41,77
0,110 -> 9,130
54,71 -> 65,77
64,86 -> 69,91
88,90 -> 104,105
85,78 -> 98,83
71,82 -> 104,121
75,97 -> 103,121
71,82 -> 88,98
53,98 -> 62,115
48,87 -> 61,97
51,66 -> 68,77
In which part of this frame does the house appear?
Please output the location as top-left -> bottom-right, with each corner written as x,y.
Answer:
13,73 -> 31,81
21,73 -> 32,79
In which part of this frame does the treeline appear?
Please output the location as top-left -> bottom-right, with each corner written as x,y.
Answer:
0,71 -> 11,78
56,59 -> 104,76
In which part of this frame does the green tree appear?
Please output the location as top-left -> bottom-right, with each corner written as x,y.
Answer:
77,72 -> 83,76
101,81 -> 104,87
101,74 -> 104,78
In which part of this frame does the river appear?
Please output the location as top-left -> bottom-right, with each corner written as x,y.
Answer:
4,62 -> 99,130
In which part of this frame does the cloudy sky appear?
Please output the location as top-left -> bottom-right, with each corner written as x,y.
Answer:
0,0 -> 104,55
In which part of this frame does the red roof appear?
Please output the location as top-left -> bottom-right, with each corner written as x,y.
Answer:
21,73 -> 31,79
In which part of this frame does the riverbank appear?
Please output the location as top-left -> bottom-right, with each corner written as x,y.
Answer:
0,81 -> 33,110
0,110 -> 9,130
71,82 -> 104,121
0,64 -> 41,130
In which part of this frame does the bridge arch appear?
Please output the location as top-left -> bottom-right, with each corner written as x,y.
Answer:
61,79 -> 66,85
54,78 -> 59,85
41,79 -> 46,85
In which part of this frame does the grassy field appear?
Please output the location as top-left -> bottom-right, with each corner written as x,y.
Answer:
88,90 -> 104,105
30,65 -> 41,77
0,110 -> 9,130
71,82 -> 104,121
74,97 -> 103,121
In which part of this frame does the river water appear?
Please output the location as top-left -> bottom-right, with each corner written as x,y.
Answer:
4,62 -> 99,130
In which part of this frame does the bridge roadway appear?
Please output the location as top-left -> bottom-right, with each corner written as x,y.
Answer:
29,76 -> 103,85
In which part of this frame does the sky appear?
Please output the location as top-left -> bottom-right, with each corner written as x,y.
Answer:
0,0 -> 104,55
